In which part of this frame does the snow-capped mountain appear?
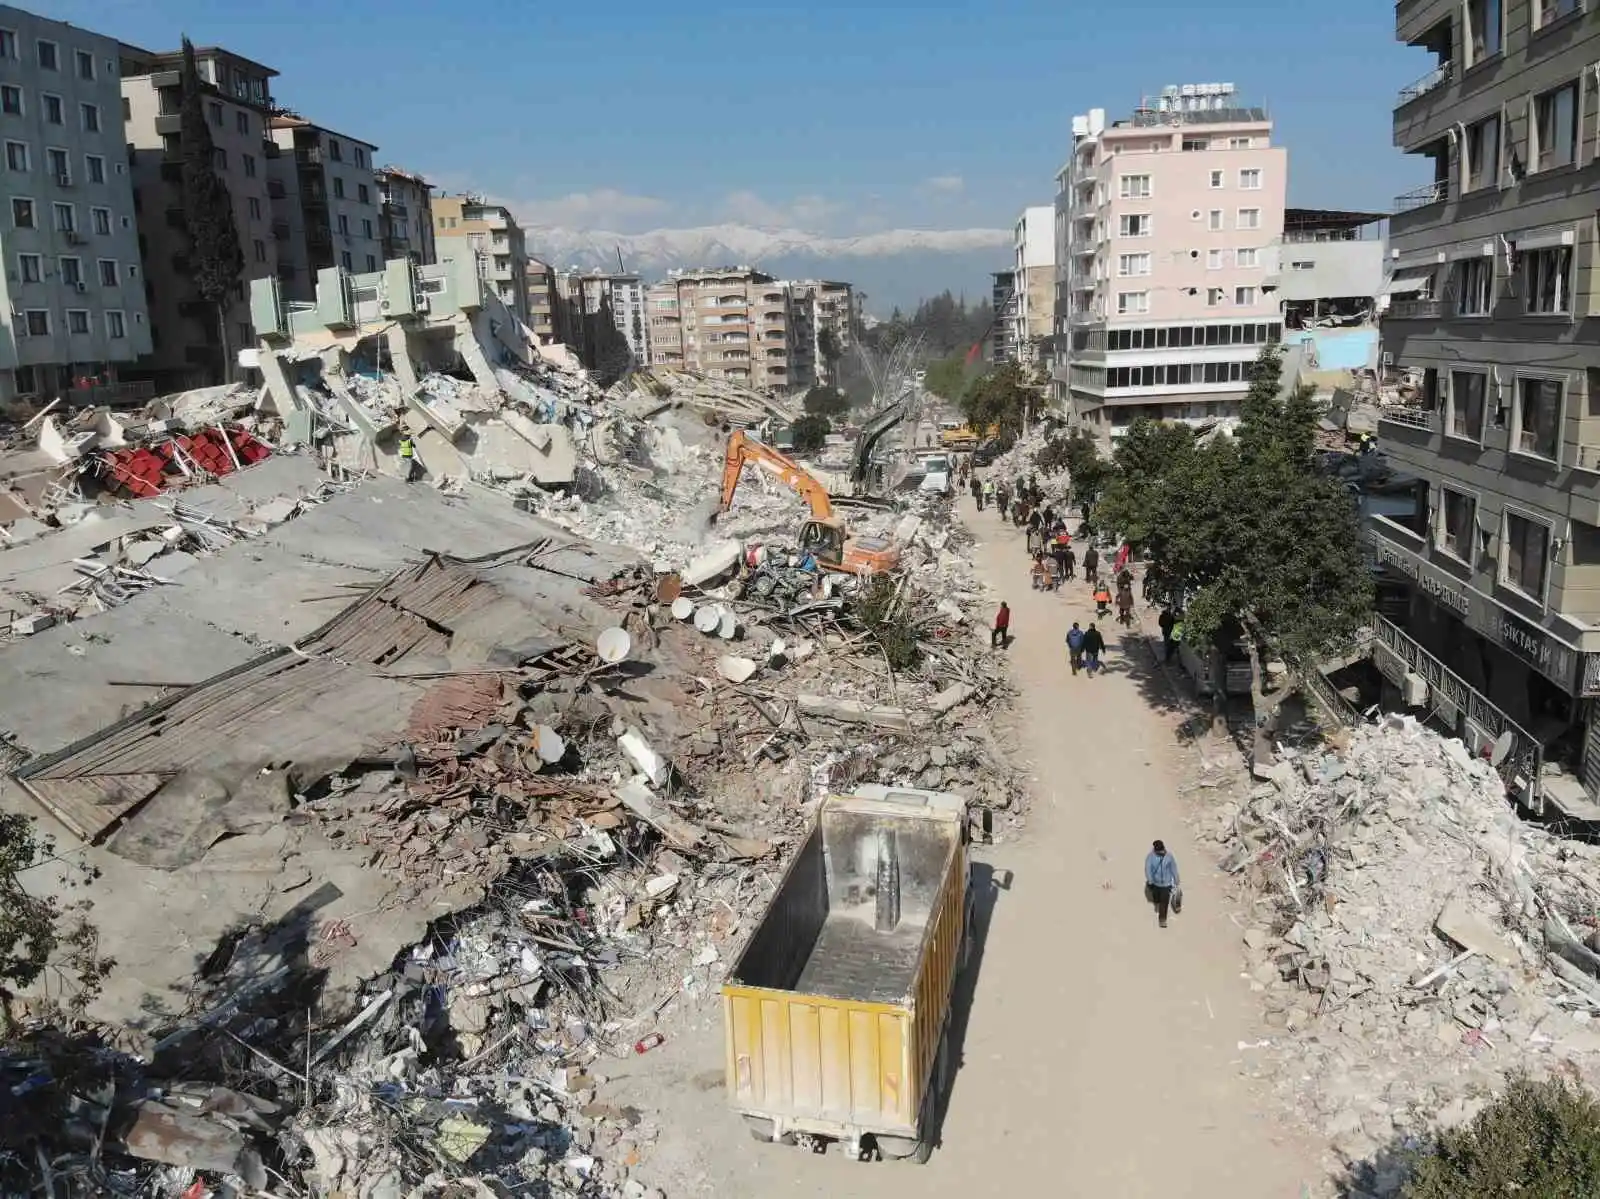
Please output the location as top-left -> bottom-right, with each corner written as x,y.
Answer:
524,223 -> 1011,314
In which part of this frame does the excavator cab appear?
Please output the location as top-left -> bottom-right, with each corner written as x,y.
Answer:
798,516 -> 847,567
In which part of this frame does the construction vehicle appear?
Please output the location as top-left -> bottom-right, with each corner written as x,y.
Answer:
938,424 -> 985,451
723,785 -> 974,1162
717,430 -> 899,575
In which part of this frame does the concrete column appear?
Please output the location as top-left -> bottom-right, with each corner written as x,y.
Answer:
386,324 -> 419,394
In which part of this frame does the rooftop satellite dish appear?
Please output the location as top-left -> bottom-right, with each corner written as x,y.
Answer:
694,604 -> 723,634
1489,730 -> 1514,768
671,597 -> 696,622
596,626 -> 631,664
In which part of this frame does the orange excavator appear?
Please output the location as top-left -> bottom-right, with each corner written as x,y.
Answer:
717,430 -> 900,575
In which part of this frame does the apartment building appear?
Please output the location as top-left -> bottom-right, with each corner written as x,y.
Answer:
267,116 -> 379,299
1373,0 -> 1600,817
375,165 -> 434,268
784,278 -> 854,385
645,279 -> 682,366
1008,206 -> 1056,365
524,257 -> 560,344
651,268 -> 796,392
990,269 -> 1017,363
121,42 -> 273,392
0,8 -> 153,403
1054,84 -> 1288,438
432,195 -> 528,325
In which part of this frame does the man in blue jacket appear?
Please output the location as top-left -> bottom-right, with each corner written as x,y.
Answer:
1144,839 -> 1180,928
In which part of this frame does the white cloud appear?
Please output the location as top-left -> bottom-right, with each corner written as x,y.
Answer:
513,188 -> 670,229
920,175 -> 966,196
717,190 -> 845,229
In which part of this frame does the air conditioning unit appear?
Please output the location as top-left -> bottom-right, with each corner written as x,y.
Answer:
378,298 -> 392,314
1401,671 -> 1428,707
73,281 -> 86,293
55,174 -> 71,187
65,231 -> 86,245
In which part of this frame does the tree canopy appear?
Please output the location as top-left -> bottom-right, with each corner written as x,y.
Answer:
178,37 -> 244,384
922,356 -> 970,402
801,386 -> 850,419
960,362 -> 1040,442
791,414 -> 830,453
861,291 -> 993,359
1089,345 -> 1372,664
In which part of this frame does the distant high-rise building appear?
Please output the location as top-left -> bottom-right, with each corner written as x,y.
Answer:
1054,85 -> 1287,438
267,116 -> 380,298
433,195 -> 529,325
1009,206 -> 1056,365
375,165 -> 435,267
648,268 -> 799,393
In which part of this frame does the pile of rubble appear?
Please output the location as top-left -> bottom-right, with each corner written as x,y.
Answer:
1199,713 -> 1600,1173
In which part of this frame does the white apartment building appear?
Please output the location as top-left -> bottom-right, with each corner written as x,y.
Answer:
0,6 -> 151,402
1054,84 -> 1288,438
1008,206 -> 1055,365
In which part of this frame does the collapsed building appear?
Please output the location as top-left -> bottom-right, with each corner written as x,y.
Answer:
0,275 -> 1017,1197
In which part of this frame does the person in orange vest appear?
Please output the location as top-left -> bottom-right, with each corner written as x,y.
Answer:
1093,582 -> 1113,617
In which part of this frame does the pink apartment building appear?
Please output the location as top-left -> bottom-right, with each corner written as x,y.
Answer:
1053,85 -> 1288,438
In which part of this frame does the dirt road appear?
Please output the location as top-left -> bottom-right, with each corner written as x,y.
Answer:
614,496 -> 1323,1197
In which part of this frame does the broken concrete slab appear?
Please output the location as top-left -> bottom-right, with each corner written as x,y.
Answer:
682,540 -> 741,588
717,655 -> 758,683
1435,895 -> 1518,965
796,693 -> 917,733
614,778 -> 705,850
618,728 -> 670,787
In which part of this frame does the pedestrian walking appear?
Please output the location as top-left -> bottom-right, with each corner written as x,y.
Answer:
1169,616 -> 1184,664
398,435 -> 418,482
996,485 -> 1010,519
970,475 -> 983,509
992,601 -> 1011,648
1081,621 -> 1106,675
1158,609 -> 1176,659
1116,579 -> 1135,626
1144,839 -> 1181,928
1060,544 -> 1076,582
1082,545 -> 1100,587
1065,621 -> 1085,675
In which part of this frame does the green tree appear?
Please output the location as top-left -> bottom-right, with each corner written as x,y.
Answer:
817,327 -> 842,371
1133,345 -> 1372,664
791,414 -> 830,453
1038,428 -> 1113,509
802,386 -> 850,419
922,356 -> 969,402
961,361 -> 1038,441
178,37 -> 245,385
1093,418 -> 1198,549
1401,1074 -> 1600,1198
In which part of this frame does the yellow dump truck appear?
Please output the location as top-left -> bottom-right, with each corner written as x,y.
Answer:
722,785 -> 972,1162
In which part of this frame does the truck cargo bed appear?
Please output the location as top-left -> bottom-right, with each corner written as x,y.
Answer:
794,914 -> 925,1004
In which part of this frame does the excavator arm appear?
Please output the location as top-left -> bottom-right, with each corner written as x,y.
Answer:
719,430 -> 835,520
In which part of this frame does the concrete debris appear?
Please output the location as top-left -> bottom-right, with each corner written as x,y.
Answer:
1199,711 -> 1600,1177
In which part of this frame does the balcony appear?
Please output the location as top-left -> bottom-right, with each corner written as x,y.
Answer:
1574,445 -> 1600,475
154,113 -> 181,136
1377,406 -> 1437,432
1396,61 -> 1452,108
1387,298 -> 1444,320
295,147 -> 324,166
1393,179 -> 1449,213
267,179 -> 286,199
262,140 -> 280,159
385,201 -> 409,220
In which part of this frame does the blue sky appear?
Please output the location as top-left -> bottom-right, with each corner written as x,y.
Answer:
54,0 -> 1422,234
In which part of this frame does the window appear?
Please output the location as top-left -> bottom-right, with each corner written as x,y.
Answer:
12,197 -> 33,227
1534,82 -> 1578,170
42,94 -> 61,125
208,102 -> 222,127
1235,286 -> 1258,305
253,239 -> 266,263
45,147 -> 66,179
355,148 -> 366,168
1118,252 -> 1151,276
1206,287 -> 1226,306
1207,249 -> 1228,269
1465,114 -> 1500,192
1209,169 -> 1224,189
1239,169 -> 1262,189
36,39 -> 56,70
1290,260 -> 1317,270
211,147 -> 226,171
1116,291 -> 1149,314
329,139 -> 343,162
3,140 -> 25,171
340,250 -> 353,270
1118,213 -> 1150,237
1208,208 -> 1224,231
1229,136 -> 1252,149
23,310 -> 48,336
0,30 -> 14,59
1452,256 -> 1494,316
337,213 -> 350,235
66,309 -> 89,335
90,206 -> 110,235
1119,174 -> 1151,198
106,310 -> 125,339
1537,0 -> 1580,26
358,184 -> 370,204
59,257 -> 81,285
362,218 -> 373,238
243,153 -> 256,178
1439,489 -> 1476,564
1236,247 -> 1259,268
1515,376 -> 1562,458
1467,0 -> 1503,62
248,196 -> 261,220
1525,245 -> 1572,314
1236,208 -> 1261,230
85,154 -> 104,183
333,176 -> 346,200
17,253 -> 39,282
234,110 -> 249,136
98,259 -> 117,286
52,202 -> 73,231
1182,137 -> 1208,151
1503,512 -> 1549,599
80,103 -> 99,133
2,86 -> 22,115
366,254 -> 377,271
1448,370 -> 1487,440
75,49 -> 93,80
237,321 -> 252,345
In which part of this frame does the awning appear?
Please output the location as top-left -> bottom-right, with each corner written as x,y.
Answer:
1383,271 -> 1434,296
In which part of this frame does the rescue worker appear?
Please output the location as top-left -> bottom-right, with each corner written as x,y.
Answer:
1093,582 -> 1113,618
398,434 -> 418,483
1169,616 -> 1185,663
